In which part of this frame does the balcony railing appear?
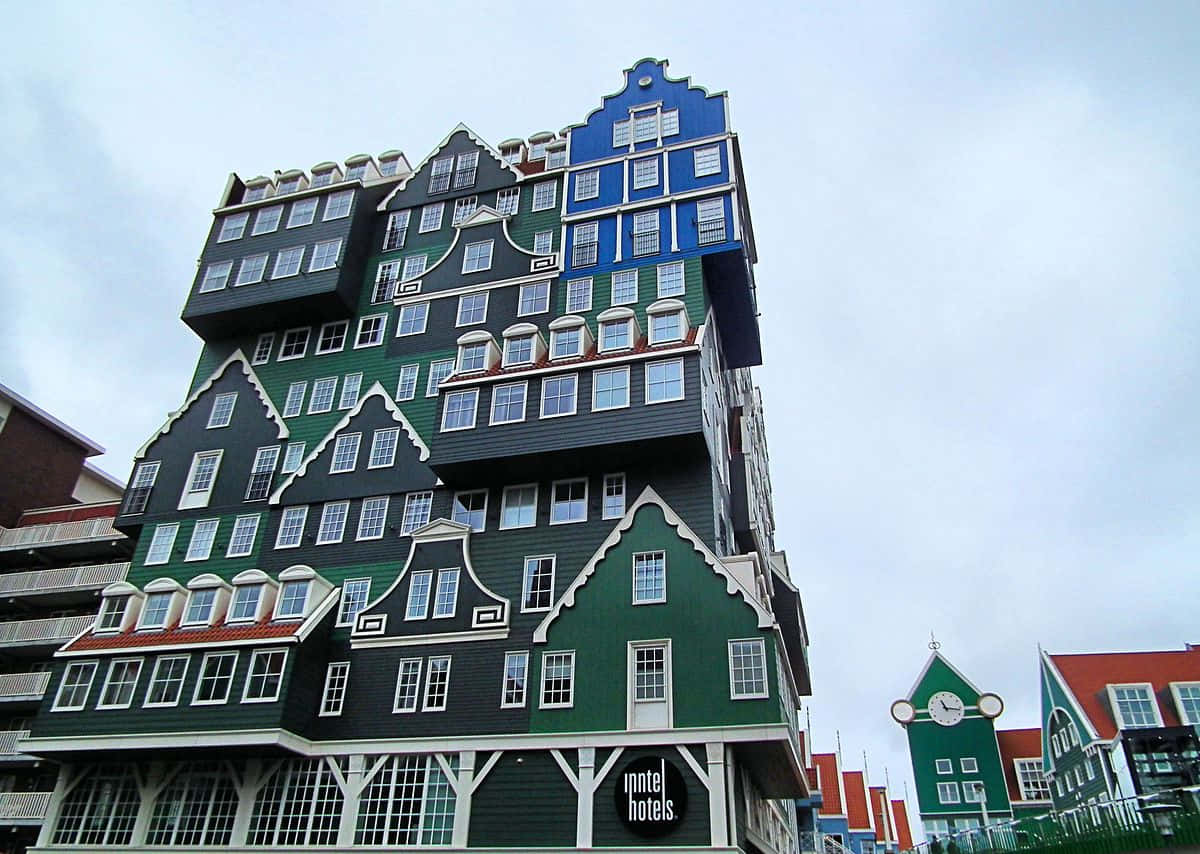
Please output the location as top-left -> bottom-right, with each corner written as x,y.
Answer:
0,791 -> 50,821
698,217 -> 727,246
572,241 -> 598,267
0,731 -> 31,758
0,672 -> 50,700
0,561 -> 129,597
0,615 -> 93,648
632,231 -> 660,257
0,517 -> 124,551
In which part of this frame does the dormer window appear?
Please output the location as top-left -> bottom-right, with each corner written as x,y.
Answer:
230,584 -> 262,621
311,171 -> 333,188
139,592 -> 172,630
229,569 -> 277,623
277,176 -> 302,195
501,323 -> 544,367
277,580 -> 309,619
184,589 -> 217,625
549,316 -> 592,360
647,299 -> 688,345
529,141 -> 548,161
459,342 -> 488,373
597,307 -> 640,353
244,183 -> 271,202
379,157 -> 402,177
96,595 -> 130,632
546,147 -> 567,169
1172,683 -> 1200,725
501,145 -> 523,165
345,161 -> 369,182
1108,684 -> 1161,729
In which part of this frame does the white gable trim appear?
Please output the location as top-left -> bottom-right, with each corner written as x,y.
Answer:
135,349 -> 287,460
1041,649 -> 1101,742
378,123 -> 521,211
903,650 -> 983,702
532,486 -> 772,643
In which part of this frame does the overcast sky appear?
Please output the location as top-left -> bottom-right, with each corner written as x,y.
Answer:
3,0 -> 1198,839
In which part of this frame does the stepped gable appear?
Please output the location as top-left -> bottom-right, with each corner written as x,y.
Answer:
379,124 -> 520,213
352,519 -> 509,646
270,383 -> 433,505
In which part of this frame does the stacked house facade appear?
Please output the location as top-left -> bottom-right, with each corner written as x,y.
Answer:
22,59 -> 812,854
798,749 -> 914,854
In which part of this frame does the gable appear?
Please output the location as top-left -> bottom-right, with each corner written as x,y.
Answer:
905,651 -> 982,707
381,126 -> 519,212
405,216 -> 551,296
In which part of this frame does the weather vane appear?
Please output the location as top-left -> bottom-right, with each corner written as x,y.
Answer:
929,632 -> 941,651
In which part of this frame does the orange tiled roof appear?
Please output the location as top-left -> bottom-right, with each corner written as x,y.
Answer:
891,800 -> 914,850
869,786 -> 890,841
843,771 -> 871,830
64,617 -> 301,652
996,727 -> 1043,802
813,753 -> 843,816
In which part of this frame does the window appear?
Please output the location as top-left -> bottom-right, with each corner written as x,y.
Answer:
316,320 -> 348,354
287,197 -> 318,227
522,555 -> 555,611
633,157 -> 659,189
457,293 -> 489,326
454,151 -> 479,188
546,147 -> 567,169
649,309 -> 684,344
278,327 -> 310,360
248,206 -> 282,237
633,112 -> 658,143
490,382 -> 527,424
277,176 -> 301,194
229,584 -> 263,621
550,326 -> 582,359
1111,684 -> 1159,728
185,519 -> 219,561
453,196 -> 478,226
533,230 -> 553,254
276,580 -> 310,618
53,661 -> 97,710
406,571 -> 433,620
235,253 -> 268,285
423,657 -> 451,710
572,222 -> 598,266
145,523 -> 179,565
633,551 -> 666,603
402,254 -> 428,280
632,211 -> 659,257
532,180 -> 557,211
252,333 -> 274,365
185,588 -> 216,628
281,442 -> 305,474
199,261 -> 232,292
243,448 -> 280,507
98,659 -> 142,709
462,240 -> 493,273
369,427 -> 400,468
694,145 -> 721,177
384,210 -> 410,250
244,184 -> 269,202
275,506 -> 308,548
697,198 -> 726,245
575,169 -> 599,201
172,454 -> 218,509
393,659 -> 423,712
540,651 -> 574,708
500,484 -> 537,530
401,491 -> 434,534
144,656 -> 188,707
139,591 -> 173,628
550,479 -> 587,524
496,187 -> 520,215
501,652 -> 529,708
611,269 -> 638,305
308,377 -> 338,413
646,358 -> 684,403
427,359 -> 455,396
961,757 -> 979,773
282,382 -> 306,418
540,374 -> 577,418
330,433 -> 362,473
356,314 -> 386,347
97,595 -> 129,632
397,302 -> 429,336
316,501 -> 349,544
419,202 -> 444,232
661,109 -> 679,136
432,569 -> 459,618
728,638 -> 768,698
218,212 -> 248,242
243,649 -> 287,702
396,364 -> 420,401
226,518 -> 262,556
452,490 -> 487,531
935,759 -> 953,775
193,653 -> 238,704
565,277 -> 593,313
309,238 -> 342,271
125,461 -> 160,514
657,261 -> 685,297
1174,684 -> 1200,725
593,366 -> 630,411
455,342 -> 487,375
501,145 -> 522,164
613,119 -> 632,147
503,335 -> 534,366
518,281 -> 550,315
338,579 -> 371,626
441,390 -> 478,431
320,662 -> 350,716
323,190 -> 353,220
602,473 -> 626,519
357,497 -> 389,540
338,373 -> 362,409
632,643 -> 668,701
938,783 -> 961,805
600,317 -> 633,352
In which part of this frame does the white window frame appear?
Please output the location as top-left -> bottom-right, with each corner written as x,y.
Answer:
453,195 -> 478,226
1107,683 -> 1163,728
182,585 -> 218,625
369,427 -> 400,469
274,506 -> 308,549
401,254 -> 428,281
315,320 -> 348,355
533,230 -> 553,254
565,277 -> 593,313
961,757 -> 979,773
598,318 -> 633,353
602,473 -> 626,519
323,190 -> 354,221
441,389 -> 479,432
337,579 -> 372,626
400,491 -> 434,534
539,374 -> 578,419
648,308 -> 686,345
320,661 -> 351,716
355,314 -> 387,348
241,648 -> 288,704
339,372 -> 362,409
935,758 -> 953,775
539,650 -> 575,709
422,656 -> 452,711
575,169 -> 599,201
592,366 -> 631,412
427,358 -> 455,396
632,551 -> 666,604
275,579 -> 310,620
500,484 -> 538,530
611,269 -> 638,305
1170,682 -> 1200,725
521,554 -> 556,612
657,261 -> 686,297
192,652 -> 239,706
694,145 -> 721,177
419,202 -> 444,233
396,364 -> 420,401
308,377 -> 338,414
179,449 -> 223,510
52,661 -> 98,711
277,327 -> 310,361
97,658 -> 143,710
938,782 -> 961,805
356,497 -> 389,541
502,334 -> 535,367
199,261 -> 233,293
405,570 -> 434,620
143,655 -> 190,708
532,180 -> 557,211
496,187 -> 520,215
251,333 -> 274,365
517,281 -> 551,316
309,238 -> 342,272
490,381 -> 528,425
628,639 -> 672,725
186,521 -> 221,563
272,246 -> 305,279
144,523 -> 179,566
645,358 -> 685,404
452,489 -> 488,532
728,637 -> 769,700
432,569 -> 460,619
217,212 -> 248,242
281,441 -> 306,474
550,325 -> 583,360
393,659 -> 423,713
549,478 -> 587,525
287,197 -> 318,228
632,157 -> 659,190
396,302 -> 429,337
315,500 -> 350,545
329,433 -> 362,474
235,253 -> 268,286
501,651 -> 529,709
456,292 -> 490,327
228,583 -> 264,623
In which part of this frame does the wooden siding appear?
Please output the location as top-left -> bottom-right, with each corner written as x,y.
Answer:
385,130 -> 517,212
592,745 -> 711,846
468,749 -> 577,847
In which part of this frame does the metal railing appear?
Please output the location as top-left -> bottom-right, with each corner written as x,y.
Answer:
572,241 -> 598,267
633,231 -> 660,257
0,615 -> 93,647
0,731 -> 31,757
0,517 -> 124,550
0,672 -> 50,700
0,561 -> 128,596
698,217 -> 727,246
0,791 -> 50,820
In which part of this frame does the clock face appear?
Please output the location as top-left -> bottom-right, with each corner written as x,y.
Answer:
978,693 -> 1004,719
928,691 -> 965,726
891,699 -> 916,724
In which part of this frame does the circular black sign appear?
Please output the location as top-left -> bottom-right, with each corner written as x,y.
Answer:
614,755 -> 688,838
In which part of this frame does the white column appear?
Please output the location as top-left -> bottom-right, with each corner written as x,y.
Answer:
707,742 -> 729,846
35,762 -> 75,848
336,755 -> 366,847
576,747 -> 596,848
230,758 -> 264,845
614,213 -> 623,263
452,750 -> 476,848
129,761 -> 168,845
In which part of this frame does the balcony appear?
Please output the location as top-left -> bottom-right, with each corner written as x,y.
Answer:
0,672 -> 51,703
632,230 -> 659,257
0,731 -> 34,763
572,240 -> 598,267
0,561 -> 128,604
0,791 -> 50,823
0,520 -> 130,568
0,616 -> 93,651
698,216 -> 727,246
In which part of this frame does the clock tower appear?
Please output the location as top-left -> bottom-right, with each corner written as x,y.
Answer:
890,641 -> 1010,839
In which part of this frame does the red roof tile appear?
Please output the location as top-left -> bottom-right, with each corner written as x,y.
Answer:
996,727 -> 1043,802
891,800 -> 914,850
1049,648 -> 1200,739
813,753 -> 843,816
807,767 -> 819,789
869,786 -> 891,841
843,771 -> 871,830
64,617 -> 301,652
